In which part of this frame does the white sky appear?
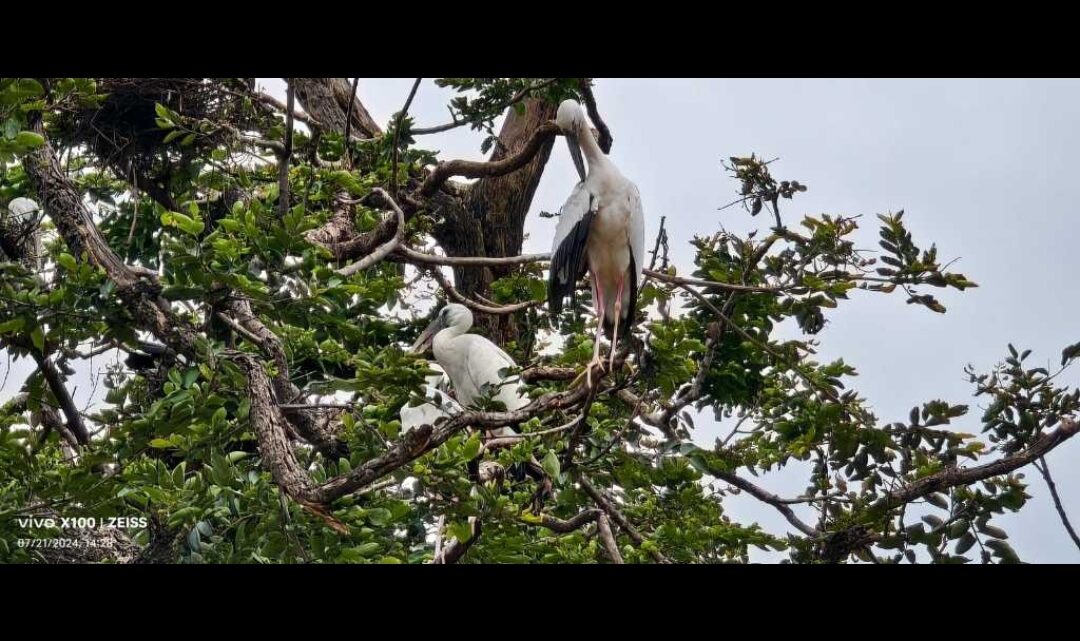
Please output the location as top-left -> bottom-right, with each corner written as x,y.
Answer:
4,78 -> 1077,563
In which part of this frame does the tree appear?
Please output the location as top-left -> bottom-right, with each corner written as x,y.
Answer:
0,77 -> 1077,564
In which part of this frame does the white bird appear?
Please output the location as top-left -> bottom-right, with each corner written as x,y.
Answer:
410,304 -> 528,431
409,304 -> 553,511
548,99 -> 645,386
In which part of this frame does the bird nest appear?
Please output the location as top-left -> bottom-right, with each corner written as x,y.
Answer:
50,78 -> 269,181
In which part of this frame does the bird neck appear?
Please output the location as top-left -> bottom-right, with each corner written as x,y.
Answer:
577,124 -> 610,174
432,323 -> 467,354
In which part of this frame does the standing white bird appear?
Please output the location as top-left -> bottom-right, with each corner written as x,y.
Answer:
548,99 -> 645,386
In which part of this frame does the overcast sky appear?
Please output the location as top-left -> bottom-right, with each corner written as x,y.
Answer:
5,78 -> 1077,563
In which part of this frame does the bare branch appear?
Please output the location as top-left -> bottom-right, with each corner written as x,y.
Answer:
412,78 -> 559,136
419,121 -> 560,196
390,78 -> 422,197
875,418 -> 1080,512
576,474 -> 671,563
644,268 -> 785,294
1034,456 -> 1080,552
578,79 -> 613,154
428,268 -> 538,315
711,470 -> 819,537
396,246 -> 550,267
596,513 -> 624,564
255,91 -> 321,129
335,189 -> 406,277
30,351 -> 90,446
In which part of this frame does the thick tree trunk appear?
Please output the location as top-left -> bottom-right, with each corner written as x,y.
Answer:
432,98 -> 557,341
292,78 -> 381,139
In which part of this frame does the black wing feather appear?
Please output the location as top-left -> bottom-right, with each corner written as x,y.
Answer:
547,211 -> 595,315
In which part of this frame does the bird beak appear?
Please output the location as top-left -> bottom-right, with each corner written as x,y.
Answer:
410,317 -> 443,354
565,133 -> 586,183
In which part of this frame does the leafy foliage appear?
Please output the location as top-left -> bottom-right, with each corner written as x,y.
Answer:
0,77 -> 1075,564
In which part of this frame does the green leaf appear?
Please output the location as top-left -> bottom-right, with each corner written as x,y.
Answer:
541,450 -> 561,481
353,542 -> 381,557
56,253 -> 77,271
448,521 -> 473,543
955,532 -> 976,554
14,131 -> 44,149
463,432 -> 482,460
30,326 -> 44,352
149,438 -> 173,449
0,317 -> 26,334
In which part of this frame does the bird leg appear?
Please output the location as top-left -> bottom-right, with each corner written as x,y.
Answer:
608,274 -> 625,373
586,274 -> 607,388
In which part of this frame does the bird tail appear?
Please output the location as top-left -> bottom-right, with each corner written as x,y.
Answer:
548,211 -> 595,315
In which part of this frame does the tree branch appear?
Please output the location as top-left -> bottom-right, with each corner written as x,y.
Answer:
576,474 -> 671,563
395,246 -> 550,267
30,350 -> 90,446
578,79 -> 613,154
1033,456 -> 1080,552
428,268 -> 539,315
875,419 -> 1080,512
596,513 -> 624,564
711,470 -> 819,537
419,121 -> 560,197
335,189 -> 406,277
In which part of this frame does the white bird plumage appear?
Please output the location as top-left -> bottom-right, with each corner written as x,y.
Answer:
548,99 -> 645,383
409,304 -> 527,437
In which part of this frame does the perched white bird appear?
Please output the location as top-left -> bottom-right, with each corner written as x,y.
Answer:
548,99 -> 645,385
410,304 -> 528,433
410,307 -> 551,509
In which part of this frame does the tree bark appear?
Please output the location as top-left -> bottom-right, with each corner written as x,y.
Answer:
292,78 -> 381,139
432,97 -> 557,342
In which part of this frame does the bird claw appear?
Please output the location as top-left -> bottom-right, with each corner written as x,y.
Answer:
569,358 -> 604,390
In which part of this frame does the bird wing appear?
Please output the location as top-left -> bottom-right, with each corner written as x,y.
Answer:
627,182 -> 646,287
548,182 -> 595,315
461,337 -> 529,419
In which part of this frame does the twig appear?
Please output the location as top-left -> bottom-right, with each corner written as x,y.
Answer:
396,246 -> 550,267
644,268 -> 784,294
711,470 -> 818,536
428,268 -> 538,315
576,474 -> 670,564
412,78 -> 558,136
1034,456 -> 1080,552
277,79 -> 295,219
390,78 -> 422,197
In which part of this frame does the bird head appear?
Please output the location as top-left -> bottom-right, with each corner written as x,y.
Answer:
556,99 -> 588,182
409,303 -> 473,353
